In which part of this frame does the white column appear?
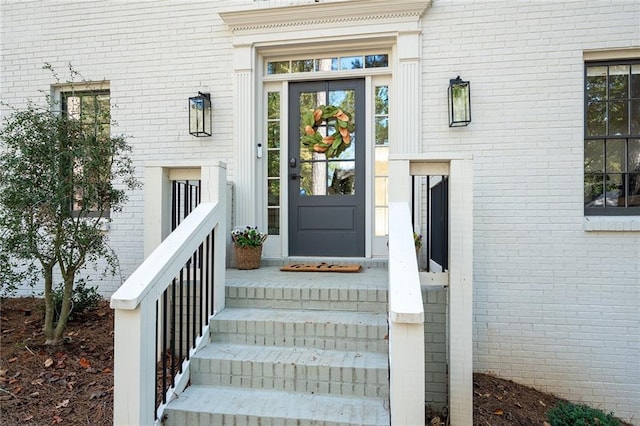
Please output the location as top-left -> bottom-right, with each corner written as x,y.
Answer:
448,159 -> 474,425
112,299 -> 156,425
144,166 -> 171,258
232,44 -> 256,227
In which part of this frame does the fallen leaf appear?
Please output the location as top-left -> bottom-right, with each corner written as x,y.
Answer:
29,391 -> 40,397
32,378 -> 44,386
9,378 -> 18,384
515,401 -> 522,408
8,357 -> 18,363
55,399 -> 69,409
494,408 -> 504,416
52,415 -> 63,424
102,368 -> 112,374
22,415 -> 34,421
539,400 -> 546,407
44,358 -> 54,368
79,357 -> 91,368
0,369 -> 6,376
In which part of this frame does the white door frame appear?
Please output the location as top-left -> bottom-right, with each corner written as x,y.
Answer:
220,0 -> 429,258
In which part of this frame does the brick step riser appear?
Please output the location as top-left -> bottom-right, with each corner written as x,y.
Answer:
225,287 -> 388,313
166,412 -> 371,426
210,320 -> 388,353
190,358 -> 389,398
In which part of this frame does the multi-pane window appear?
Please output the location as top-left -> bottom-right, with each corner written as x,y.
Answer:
267,54 -> 388,75
584,61 -> 640,215
266,91 -> 281,234
61,90 -> 111,217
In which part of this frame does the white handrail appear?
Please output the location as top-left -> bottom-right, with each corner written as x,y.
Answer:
111,163 -> 227,426
111,202 -> 221,310
388,201 -> 425,425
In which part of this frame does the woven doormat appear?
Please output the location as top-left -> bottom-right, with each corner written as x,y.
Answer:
280,262 -> 362,273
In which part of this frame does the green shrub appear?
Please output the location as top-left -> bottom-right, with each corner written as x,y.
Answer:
546,401 -> 620,426
50,280 -> 102,321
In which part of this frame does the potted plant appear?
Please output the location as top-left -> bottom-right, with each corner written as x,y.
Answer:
414,232 -> 423,257
231,226 -> 267,270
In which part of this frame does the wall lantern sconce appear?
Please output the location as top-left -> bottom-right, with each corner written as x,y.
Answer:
448,76 -> 471,127
189,92 -> 212,137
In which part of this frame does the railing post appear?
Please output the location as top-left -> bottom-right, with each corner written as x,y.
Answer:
388,202 -> 425,426
201,162 -> 227,315
113,299 -> 156,425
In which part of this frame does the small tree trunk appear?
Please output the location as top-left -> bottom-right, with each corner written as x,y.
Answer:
42,265 -> 56,343
50,273 -> 75,344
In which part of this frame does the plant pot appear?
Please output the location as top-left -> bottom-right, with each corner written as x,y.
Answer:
234,245 -> 263,270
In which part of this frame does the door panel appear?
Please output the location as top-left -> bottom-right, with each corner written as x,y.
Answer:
288,79 -> 365,256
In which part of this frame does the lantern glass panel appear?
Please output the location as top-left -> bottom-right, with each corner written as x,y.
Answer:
449,79 -> 471,127
189,94 -> 211,136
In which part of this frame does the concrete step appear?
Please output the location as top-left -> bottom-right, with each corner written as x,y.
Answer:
191,342 -> 389,398
225,279 -> 388,313
162,385 -> 390,426
210,307 -> 389,353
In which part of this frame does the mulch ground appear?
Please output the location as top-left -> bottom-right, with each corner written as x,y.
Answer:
0,297 -> 631,425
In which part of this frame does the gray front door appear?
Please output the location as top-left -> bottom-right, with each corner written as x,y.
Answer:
288,79 -> 365,256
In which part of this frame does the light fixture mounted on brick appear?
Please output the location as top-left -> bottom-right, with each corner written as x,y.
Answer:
448,76 -> 471,127
189,92 -> 212,136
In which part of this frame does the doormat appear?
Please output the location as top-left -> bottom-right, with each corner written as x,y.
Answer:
280,263 -> 362,273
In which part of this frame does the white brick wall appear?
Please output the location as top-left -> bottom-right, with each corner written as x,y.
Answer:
1,0 -> 639,422
421,1 -> 639,422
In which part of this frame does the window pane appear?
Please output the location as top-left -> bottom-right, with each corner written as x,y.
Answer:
339,56 -> 363,70
267,92 -> 280,119
586,102 -> 606,136
267,151 -> 280,177
609,65 -> 629,99
586,66 -> 607,101
267,179 -> 279,206
375,117 -> 389,145
632,65 -> 640,98
268,207 -> 279,235
375,176 -> 388,205
267,61 -> 289,75
299,155 -> 326,196
375,86 -> 389,114
328,161 -> 355,195
629,139 -> 640,172
584,139 -> 604,173
606,139 -> 625,172
365,54 -> 389,68
267,122 -> 280,148
605,174 -> 624,207
608,101 -> 628,135
316,58 -> 338,71
629,174 -> 640,206
375,207 -> 388,236
375,146 -> 389,175
584,173 -> 604,208
292,59 -> 314,73
631,100 -> 640,134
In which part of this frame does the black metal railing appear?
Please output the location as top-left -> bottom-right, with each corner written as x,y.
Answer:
154,179 -> 206,418
413,175 -> 449,272
154,230 -> 215,418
